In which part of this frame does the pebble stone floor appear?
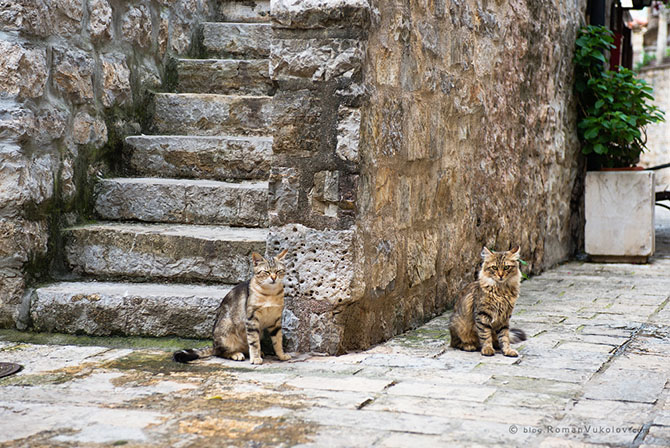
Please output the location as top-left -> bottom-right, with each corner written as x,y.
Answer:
1,211 -> 670,448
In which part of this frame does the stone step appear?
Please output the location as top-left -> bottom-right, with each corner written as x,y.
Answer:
124,135 -> 272,181
201,22 -> 271,59
64,222 -> 267,284
218,0 -> 270,23
174,58 -> 273,96
150,93 -> 272,137
94,178 -> 268,227
30,281 -> 230,338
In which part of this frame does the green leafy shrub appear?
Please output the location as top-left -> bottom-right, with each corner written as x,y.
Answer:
574,25 -> 664,168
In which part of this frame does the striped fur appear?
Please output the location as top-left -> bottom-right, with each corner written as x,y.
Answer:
173,249 -> 291,365
449,246 -> 526,357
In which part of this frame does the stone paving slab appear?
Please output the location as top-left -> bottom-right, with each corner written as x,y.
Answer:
1,218 -> 669,447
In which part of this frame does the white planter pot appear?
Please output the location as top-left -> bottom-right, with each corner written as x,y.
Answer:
585,171 -> 655,263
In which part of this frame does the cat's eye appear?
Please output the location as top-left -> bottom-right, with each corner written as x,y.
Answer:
503,266 -> 511,271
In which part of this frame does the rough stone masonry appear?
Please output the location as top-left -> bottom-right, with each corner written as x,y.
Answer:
269,0 -> 585,353
1,0 -> 587,355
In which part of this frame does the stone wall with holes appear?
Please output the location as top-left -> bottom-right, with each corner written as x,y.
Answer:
270,0 -> 586,354
0,0 -> 218,327
639,64 -> 670,188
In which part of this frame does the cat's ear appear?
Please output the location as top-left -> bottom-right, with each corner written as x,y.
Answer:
275,248 -> 288,260
509,245 -> 521,260
251,252 -> 265,266
481,247 -> 493,259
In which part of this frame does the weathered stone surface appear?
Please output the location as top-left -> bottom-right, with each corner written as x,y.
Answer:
309,170 -> 340,217
267,224 -> 359,353
52,47 -> 95,104
271,89 -> 321,154
268,167 -> 301,225
151,93 -> 273,136
175,59 -> 273,95
270,38 -> 365,81
0,218 -> 48,326
585,171 -> 656,259
336,106 -> 361,162
271,0 -> 370,29
219,0 -> 270,23
94,178 -> 268,227
64,223 -> 268,283
31,281 -> 230,338
72,111 -> 107,146
101,53 -> 131,107
0,41 -> 48,99
124,135 -> 272,181
122,4 -> 152,48
87,0 -> 112,41
0,147 -> 56,218
0,0 -> 83,36
201,22 -> 271,58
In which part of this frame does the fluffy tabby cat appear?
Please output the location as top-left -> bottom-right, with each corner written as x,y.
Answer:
173,249 -> 291,365
449,246 -> 526,357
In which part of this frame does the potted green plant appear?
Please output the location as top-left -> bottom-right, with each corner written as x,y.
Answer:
575,25 -> 665,262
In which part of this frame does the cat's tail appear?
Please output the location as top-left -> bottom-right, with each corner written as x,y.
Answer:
509,328 -> 527,344
173,346 -> 215,363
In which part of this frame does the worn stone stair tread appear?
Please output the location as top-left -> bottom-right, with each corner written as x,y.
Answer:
174,58 -> 272,95
201,22 -> 271,58
64,222 -> 268,283
151,93 -> 273,137
124,135 -> 272,181
95,177 -> 269,226
218,0 -> 270,23
31,281 -> 232,338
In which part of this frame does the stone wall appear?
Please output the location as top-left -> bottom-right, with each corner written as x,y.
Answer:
271,0 -> 586,354
0,0 -> 217,328
639,64 -> 670,188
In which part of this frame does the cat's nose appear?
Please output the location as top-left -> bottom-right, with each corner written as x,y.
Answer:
270,274 -> 277,282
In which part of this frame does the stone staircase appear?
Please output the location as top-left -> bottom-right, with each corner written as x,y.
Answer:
29,2 -> 274,339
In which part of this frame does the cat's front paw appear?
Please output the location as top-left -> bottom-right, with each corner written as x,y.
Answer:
503,348 -> 519,357
250,357 -> 263,365
230,352 -> 245,361
481,346 -> 495,356
277,353 -> 291,361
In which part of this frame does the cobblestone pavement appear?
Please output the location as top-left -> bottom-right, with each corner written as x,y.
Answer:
1,212 -> 670,448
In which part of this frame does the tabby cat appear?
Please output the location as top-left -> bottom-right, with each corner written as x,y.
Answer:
449,246 -> 526,357
173,249 -> 291,365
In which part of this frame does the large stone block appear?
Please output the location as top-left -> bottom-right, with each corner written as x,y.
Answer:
272,89 -> 322,154
0,41 -> 48,99
336,106 -> 361,162
201,22 -> 271,58
585,171 -> 656,262
125,135 -> 272,181
87,0 -> 112,41
72,111 -> 107,146
151,93 -> 273,136
175,58 -> 273,96
52,47 -> 95,104
30,282 -> 230,338
94,178 -> 268,227
101,53 -> 131,107
0,147 -> 56,218
267,224 -> 360,352
272,0 -> 370,29
122,4 -> 153,48
64,222 -> 268,283
270,38 -> 365,81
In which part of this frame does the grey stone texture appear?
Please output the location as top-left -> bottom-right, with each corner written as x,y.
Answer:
2,218 -> 670,447
218,0 -> 270,23
124,135 -> 273,181
174,58 -> 273,95
30,281 -> 230,338
639,65 -> 670,187
150,93 -> 273,136
94,178 -> 268,227
0,0 -> 221,330
64,222 -> 268,283
201,22 -> 271,58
